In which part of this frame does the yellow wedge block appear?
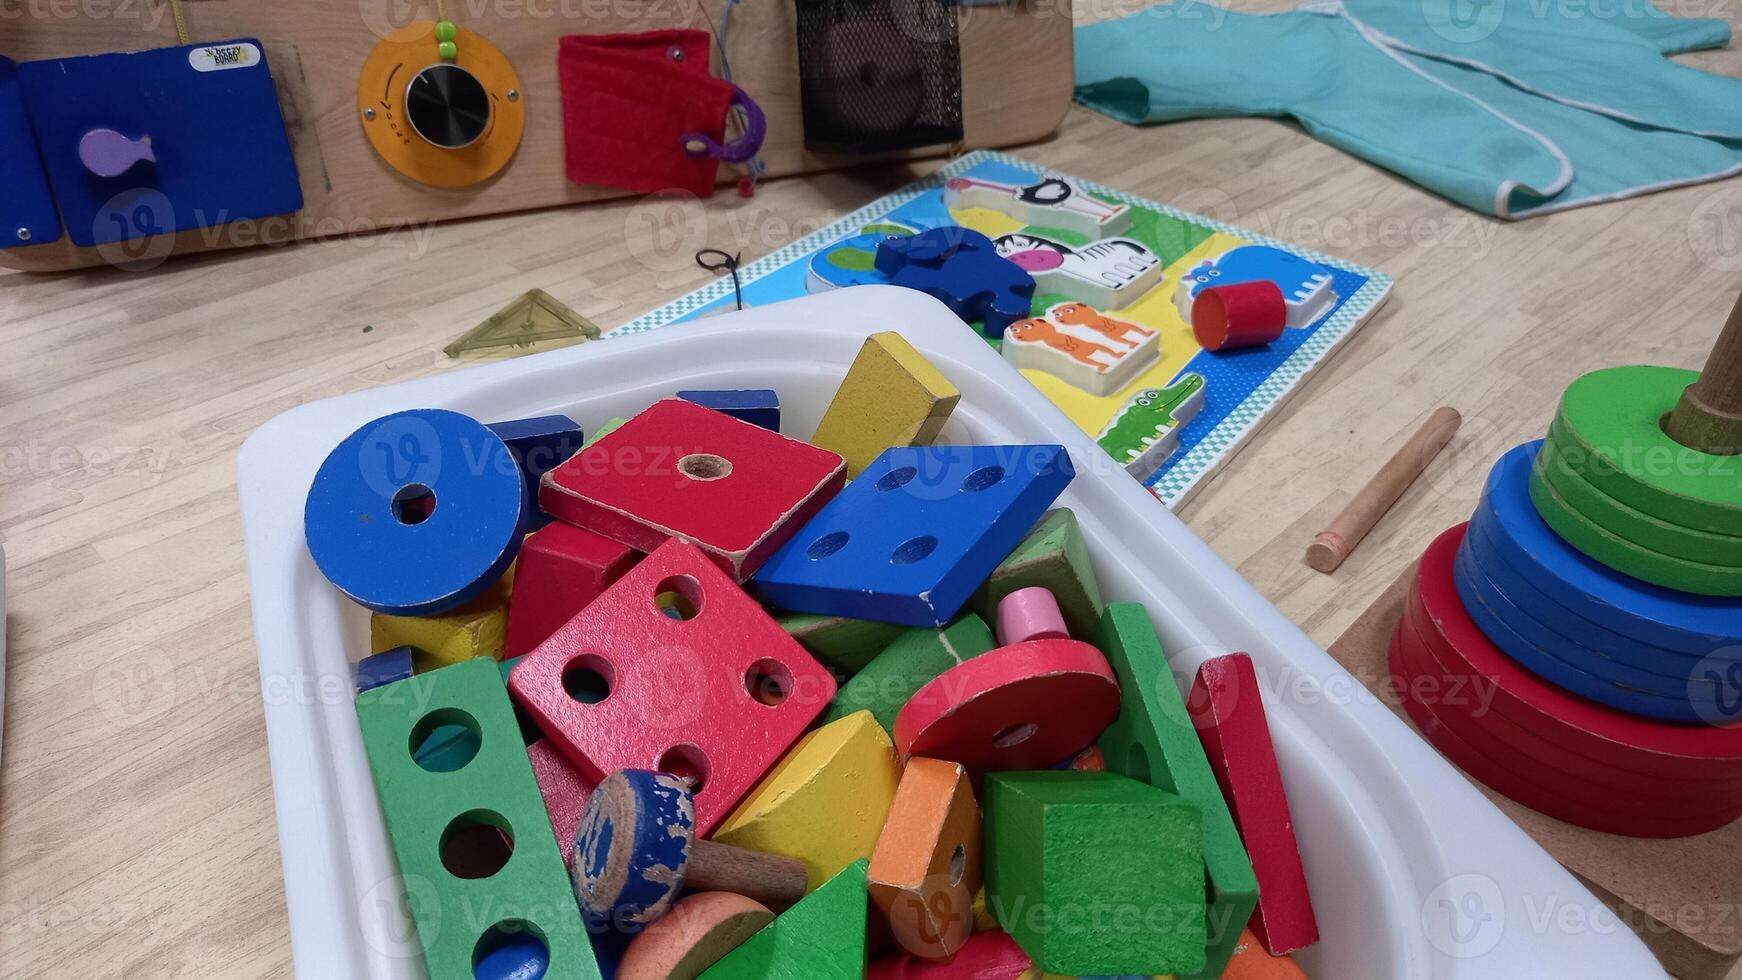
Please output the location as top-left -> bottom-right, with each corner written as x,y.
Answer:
810,332 -> 960,478
369,566 -> 515,671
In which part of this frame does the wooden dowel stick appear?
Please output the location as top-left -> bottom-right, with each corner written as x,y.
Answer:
686,838 -> 810,909
1663,290 -> 1742,456
1307,407 -> 1462,574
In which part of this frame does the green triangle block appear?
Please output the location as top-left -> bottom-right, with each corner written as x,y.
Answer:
699,859 -> 868,980
973,508 -> 1104,639
445,288 -> 602,358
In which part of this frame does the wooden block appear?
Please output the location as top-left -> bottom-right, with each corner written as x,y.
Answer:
995,237 -> 1166,311
1187,655 -> 1318,957
508,539 -> 837,834
355,658 -> 599,980
305,408 -> 524,615
943,174 -> 1132,238
618,892 -> 776,980
1094,603 -> 1258,980
678,389 -> 782,431
875,228 -> 1037,339
489,413 -> 586,531
1096,374 -> 1208,482
585,416 -> 631,446
756,444 -> 1074,627
994,587 -> 1070,646
1192,282 -> 1287,352
777,613 -> 907,676
505,522 -> 639,657
895,639 -> 1120,773
809,332 -> 961,478
867,929 -> 1033,979
869,757 -> 983,962
714,710 -> 903,891
1063,746 -> 1106,771
1174,246 -> 1336,330
1003,302 -> 1158,396
972,889 -> 998,933
699,859 -> 870,979
528,738 -> 596,871
984,771 -> 1205,976
369,565 -> 514,671
820,615 -> 996,734
475,930 -> 554,980
1221,929 -> 1308,980
353,645 -> 413,692
540,398 -> 846,581
974,510 -> 1103,640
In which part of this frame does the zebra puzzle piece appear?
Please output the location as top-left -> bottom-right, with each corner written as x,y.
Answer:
810,332 -> 960,479
868,757 -> 983,962
995,234 -> 1165,311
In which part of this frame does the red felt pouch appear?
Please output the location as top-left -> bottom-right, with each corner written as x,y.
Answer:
558,30 -> 734,197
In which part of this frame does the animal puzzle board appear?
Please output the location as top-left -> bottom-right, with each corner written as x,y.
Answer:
613,151 -> 1393,507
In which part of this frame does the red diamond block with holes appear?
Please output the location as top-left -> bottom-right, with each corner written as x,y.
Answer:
539,398 -> 846,581
505,522 -> 640,656
507,538 -> 838,834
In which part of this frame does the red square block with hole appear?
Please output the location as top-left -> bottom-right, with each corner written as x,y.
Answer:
505,522 -> 639,656
507,538 -> 838,834
539,398 -> 846,581
528,738 -> 597,870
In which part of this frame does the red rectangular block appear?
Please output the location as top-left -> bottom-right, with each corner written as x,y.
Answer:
539,398 -> 845,580
508,538 -> 837,834
1188,653 -> 1319,956
505,522 -> 639,656
528,738 -> 597,871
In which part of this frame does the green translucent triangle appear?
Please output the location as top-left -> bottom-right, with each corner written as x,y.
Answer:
699,860 -> 868,979
445,289 -> 602,358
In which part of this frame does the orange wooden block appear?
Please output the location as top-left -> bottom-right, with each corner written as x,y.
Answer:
869,757 -> 983,962
1221,928 -> 1308,980
618,891 -> 775,980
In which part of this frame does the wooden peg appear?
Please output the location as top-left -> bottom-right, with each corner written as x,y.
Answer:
1307,407 -> 1461,573
1663,290 -> 1742,456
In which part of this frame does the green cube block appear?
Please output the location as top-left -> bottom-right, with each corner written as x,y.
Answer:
777,613 -> 905,676
973,509 -> 1104,639
356,657 -> 599,980
985,771 -> 1206,976
1095,602 -> 1258,979
817,614 -> 995,734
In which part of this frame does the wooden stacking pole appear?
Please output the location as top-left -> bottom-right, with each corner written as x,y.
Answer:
1663,290 -> 1742,456
1307,407 -> 1463,573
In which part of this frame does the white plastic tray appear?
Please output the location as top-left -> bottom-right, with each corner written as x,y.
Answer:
238,287 -> 1666,980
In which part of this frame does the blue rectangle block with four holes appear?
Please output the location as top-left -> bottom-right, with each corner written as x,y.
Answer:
677,389 -> 781,431
753,444 -> 1074,627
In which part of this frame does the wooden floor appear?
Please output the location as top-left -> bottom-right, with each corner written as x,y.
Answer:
4,22 -> 1742,978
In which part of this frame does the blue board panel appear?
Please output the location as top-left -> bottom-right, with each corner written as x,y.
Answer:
18,40 -> 301,247
0,57 -> 62,249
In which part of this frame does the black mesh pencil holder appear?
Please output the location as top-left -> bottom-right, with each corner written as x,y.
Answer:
794,0 -> 964,154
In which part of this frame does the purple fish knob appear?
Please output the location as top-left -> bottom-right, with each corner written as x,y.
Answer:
79,128 -> 156,179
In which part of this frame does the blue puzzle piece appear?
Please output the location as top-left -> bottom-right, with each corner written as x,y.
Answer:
754,444 -> 1075,626
0,57 -> 61,249
489,414 -> 585,530
353,646 -> 415,693
677,389 -> 781,431
876,226 -> 1036,338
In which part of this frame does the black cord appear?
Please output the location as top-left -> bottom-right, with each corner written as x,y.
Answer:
695,249 -> 745,311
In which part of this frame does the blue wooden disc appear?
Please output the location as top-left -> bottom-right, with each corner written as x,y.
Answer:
572,770 -> 695,929
304,409 -> 524,615
1472,442 -> 1742,659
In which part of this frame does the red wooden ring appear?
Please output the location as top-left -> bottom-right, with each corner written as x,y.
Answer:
1192,281 -> 1287,352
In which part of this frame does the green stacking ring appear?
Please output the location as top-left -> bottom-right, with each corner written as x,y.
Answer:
1529,460 -> 1742,595
1538,432 -> 1742,567
1553,366 -> 1742,535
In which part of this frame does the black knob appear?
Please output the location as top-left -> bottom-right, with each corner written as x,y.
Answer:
405,63 -> 491,150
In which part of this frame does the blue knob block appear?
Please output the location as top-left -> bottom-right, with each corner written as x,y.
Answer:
677,389 -> 781,431
573,770 -> 697,929
489,414 -> 585,531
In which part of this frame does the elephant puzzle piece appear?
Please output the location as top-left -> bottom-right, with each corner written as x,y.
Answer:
994,233 -> 1165,310
875,226 -> 1036,338
1003,302 -> 1159,396
806,221 -> 917,293
1176,245 -> 1338,329
943,174 -> 1131,238
1096,373 -> 1208,481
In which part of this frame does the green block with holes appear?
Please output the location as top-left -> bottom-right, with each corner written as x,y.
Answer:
1094,603 -> 1257,980
356,656 -> 600,980
972,508 -> 1104,639
985,770 -> 1205,976
777,613 -> 906,676
817,613 -> 995,734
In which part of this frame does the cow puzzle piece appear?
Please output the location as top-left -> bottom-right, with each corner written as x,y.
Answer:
1003,302 -> 1159,396
995,233 -> 1166,310
875,226 -> 1037,338
1097,374 -> 1207,482
1175,245 -> 1336,329
942,174 -> 1131,238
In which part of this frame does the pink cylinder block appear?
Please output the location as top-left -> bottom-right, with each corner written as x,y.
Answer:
995,586 -> 1070,645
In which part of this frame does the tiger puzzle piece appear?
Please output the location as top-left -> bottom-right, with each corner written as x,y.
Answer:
489,413 -> 586,530
867,929 -> 1033,979
875,226 -> 1037,338
820,615 -> 997,734
677,389 -> 782,431
369,565 -> 515,670
540,398 -> 846,581
713,710 -> 903,891
942,174 -> 1131,238
508,539 -> 838,834
972,509 -> 1104,641
868,757 -> 983,962
755,444 -> 1075,627
1097,374 -> 1208,481
698,859 -> 871,979
810,332 -> 961,479
1095,603 -> 1258,980
805,222 -> 918,293
994,234 -> 1166,310
355,658 -> 601,980
1175,246 -> 1337,329
984,770 -> 1206,976
617,892 -> 777,980
1003,302 -> 1159,397
1188,654 -> 1318,957
778,613 -> 908,676
505,521 -> 639,657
